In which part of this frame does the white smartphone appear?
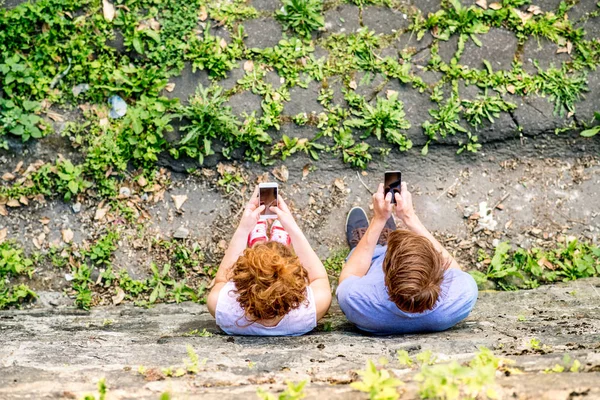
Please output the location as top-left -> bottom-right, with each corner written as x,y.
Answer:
259,182 -> 278,220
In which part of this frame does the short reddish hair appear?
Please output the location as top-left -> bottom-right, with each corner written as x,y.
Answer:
231,241 -> 308,321
382,230 -> 445,313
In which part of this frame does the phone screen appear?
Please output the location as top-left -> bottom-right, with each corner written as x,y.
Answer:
259,187 -> 278,216
384,171 -> 402,204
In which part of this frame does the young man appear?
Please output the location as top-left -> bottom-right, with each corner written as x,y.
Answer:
337,182 -> 478,335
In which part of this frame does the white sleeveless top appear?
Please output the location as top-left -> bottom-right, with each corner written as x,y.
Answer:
215,281 -> 317,336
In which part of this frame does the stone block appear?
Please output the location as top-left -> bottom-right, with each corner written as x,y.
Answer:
283,80 -> 325,116
361,6 -> 410,35
163,63 -> 211,104
521,37 -> 572,74
244,17 -> 284,49
460,28 -> 517,70
323,4 -> 361,36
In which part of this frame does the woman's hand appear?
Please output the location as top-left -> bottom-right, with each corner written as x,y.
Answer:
269,195 -> 299,233
238,187 -> 265,234
393,182 -> 416,223
372,183 -> 393,222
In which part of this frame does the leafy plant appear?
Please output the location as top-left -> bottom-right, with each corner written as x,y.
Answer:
351,360 -> 404,400
118,95 -> 177,168
251,38 -> 316,87
84,230 -> 119,267
276,0 -> 324,39
83,127 -> 128,197
461,94 -> 516,127
257,380 -> 307,400
185,345 -> 202,374
416,347 -> 502,400
397,350 -> 413,367
148,263 -> 175,304
97,64 -> 168,99
581,112 -> 600,137
0,241 -> 34,278
72,263 -> 93,310
82,378 -> 107,400
347,91 -> 412,151
55,159 -> 92,202
175,85 -> 239,164
0,53 -> 48,99
457,131 -> 482,154
184,328 -> 213,337
469,239 -> 600,291
0,99 -> 47,142
535,65 -> 587,117
323,249 -> 350,275
0,282 -> 37,309
185,23 -> 243,79
271,136 -> 324,160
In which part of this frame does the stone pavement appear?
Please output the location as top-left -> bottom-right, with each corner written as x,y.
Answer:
1,278 -> 600,399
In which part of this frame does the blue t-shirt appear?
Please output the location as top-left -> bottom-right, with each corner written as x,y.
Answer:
336,245 -> 478,335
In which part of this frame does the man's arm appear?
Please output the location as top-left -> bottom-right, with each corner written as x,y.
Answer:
339,183 -> 393,283
394,182 -> 461,270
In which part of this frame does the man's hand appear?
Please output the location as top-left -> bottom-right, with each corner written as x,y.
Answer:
238,187 -> 265,234
372,183 -> 393,222
393,182 -> 416,223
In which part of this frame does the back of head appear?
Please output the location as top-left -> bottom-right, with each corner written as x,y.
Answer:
382,230 -> 445,313
231,241 -> 308,321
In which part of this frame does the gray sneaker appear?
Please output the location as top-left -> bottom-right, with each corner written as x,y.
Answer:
346,207 -> 369,249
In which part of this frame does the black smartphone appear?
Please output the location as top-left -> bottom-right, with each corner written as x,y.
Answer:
259,183 -> 278,220
384,171 -> 402,204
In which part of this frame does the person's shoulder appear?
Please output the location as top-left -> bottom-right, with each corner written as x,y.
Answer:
443,268 -> 478,298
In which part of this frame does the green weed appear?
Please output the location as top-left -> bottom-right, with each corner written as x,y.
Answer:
118,95 -> 177,168
257,380 -> 307,400
581,112 -> 600,137
0,241 -> 37,309
416,347 -> 503,400
0,98 -> 47,142
469,239 -> 600,291
276,0 -> 324,39
347,91 -> 412,151
323,249 -> 349,275
82,378 -> 107,400
185,23 -> 244,79
351,360 -> 404,400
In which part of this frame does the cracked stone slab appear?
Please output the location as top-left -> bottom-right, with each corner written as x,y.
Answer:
243,17 -> 284,49
574,68 -> 600,124
512,94 -> 575,135
410,0 -> 441,16
323,4 -> 361,36
1,279 -> 599,399
227,90 -> 264,117
250,0 -> 281,13
361,6 -> 410,35
520,37 -> 572,75
283,80 -> 325,116
460,28 -> 518,70
163,63 -> 210,105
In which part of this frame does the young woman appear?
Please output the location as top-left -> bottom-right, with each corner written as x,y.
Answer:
207,187 -> 331,336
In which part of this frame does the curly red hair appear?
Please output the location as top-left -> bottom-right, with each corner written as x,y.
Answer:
230,241 -> 308,321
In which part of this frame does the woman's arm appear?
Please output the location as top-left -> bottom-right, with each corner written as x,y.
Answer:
207,188 -> 265,317
339,183 -> 393,283
270,196 -> 332,319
